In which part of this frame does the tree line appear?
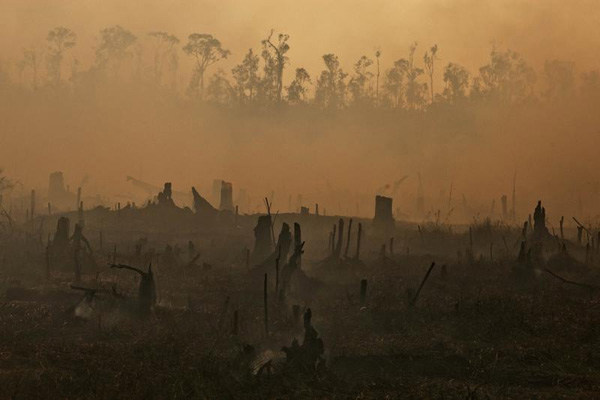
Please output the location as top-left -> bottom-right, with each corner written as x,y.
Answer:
5,25 -> 600,110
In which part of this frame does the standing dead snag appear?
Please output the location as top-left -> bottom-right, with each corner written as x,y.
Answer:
280,240 -> 305,300
157,182 -> 174,206
344,219 -> 353,258
573,217 -> 590,245
331,224 -> 337,256
532,201 -> 550,240
282,308 -> 325,372
333,219 -> 344,259
51,216 -> 70,257
255,223 -> 291,273
560,216 -> 564,240
70,224 -> 93,283
191,187 -> 217,217
294,222 -> 302,270
219,181 -> 234,212
110,263 -> 156,315
355,223 -> 363,260
252,215 -> 273,262
373,195 -> 395,230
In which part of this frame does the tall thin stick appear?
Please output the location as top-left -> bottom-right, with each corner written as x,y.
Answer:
344,218 -> 353,258
410,262 -> 436,306
355,223 -> 362,260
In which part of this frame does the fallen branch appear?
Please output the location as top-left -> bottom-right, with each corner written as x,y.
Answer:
544,268 -> 600,291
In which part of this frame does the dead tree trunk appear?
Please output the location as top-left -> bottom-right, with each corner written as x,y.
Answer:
110,263 -> 156,315
219,181 -> 234,212
294,223 -> 302,270
252,215 -> 273,261
355,223 -> 363,260
373,195 -> 394,230
344,219 -> 353,258
333,219 -> 344,259
560,216 -> 564,239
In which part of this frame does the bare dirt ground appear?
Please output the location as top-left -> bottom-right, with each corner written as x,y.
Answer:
1,209 -> 599,399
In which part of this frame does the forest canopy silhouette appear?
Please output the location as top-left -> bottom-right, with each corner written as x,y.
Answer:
2,5 -> 600,222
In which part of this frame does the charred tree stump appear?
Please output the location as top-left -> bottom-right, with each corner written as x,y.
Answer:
192,187 -> 217,216
219,181 -> 234,212
373,195 -> 394,230
111,263 -> 156,316
560,216 -> 564,240
294,223 -> 302,270
532,201 -> 550,240
252,215 -> 273,261
355,223 -> 363,260
331,224 -> 337,256
157,182 -> 174,207
78,201 -> 84,229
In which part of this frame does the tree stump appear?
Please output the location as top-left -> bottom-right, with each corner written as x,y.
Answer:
252,215 -> 273,261
373,195 -> 395,230
219,181 -> 234,212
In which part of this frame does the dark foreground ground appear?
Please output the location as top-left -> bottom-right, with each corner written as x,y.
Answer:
1,210 -> 600,399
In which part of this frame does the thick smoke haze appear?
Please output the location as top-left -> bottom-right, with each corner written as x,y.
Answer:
1,0 -> 600,222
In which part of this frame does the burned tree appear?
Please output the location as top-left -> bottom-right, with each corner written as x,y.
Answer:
252,215 -> 273,262
282,308 -> 324,372
70,223 -> 93,283
157,182 -> 174,206
532,200 -> 550,240
110,263 -> 156,315
219,181 -> 234,212
191,186 -> 217,217
255,223 -> 292,272
373,195 -> 395,230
